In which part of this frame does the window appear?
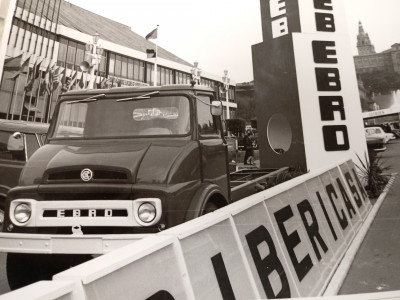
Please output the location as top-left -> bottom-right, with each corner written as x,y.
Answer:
0,131 -> 25,161
66,41 -> 77,66
75,44 -> 85,68
109,53 -> 115,75
115,55 -> 122,76
121,56 -> 128,78
196,96 -> 219,137
128,58 -> 134,79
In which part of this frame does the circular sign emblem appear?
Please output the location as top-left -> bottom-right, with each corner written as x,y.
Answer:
81,168 -> 94,182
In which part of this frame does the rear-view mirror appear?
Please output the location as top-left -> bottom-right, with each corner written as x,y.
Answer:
211,101 -> 222,116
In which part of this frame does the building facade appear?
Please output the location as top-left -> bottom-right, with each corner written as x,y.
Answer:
0,0 -> 236,123
354,22 -> 400,75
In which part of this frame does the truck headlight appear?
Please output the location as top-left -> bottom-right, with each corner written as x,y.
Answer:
14,203 -> 32,223
138,202 -> 156,223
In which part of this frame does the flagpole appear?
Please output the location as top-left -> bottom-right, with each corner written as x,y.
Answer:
19,56 -> 33,120
153,25 -> 159,87
10,75 -> 21,120
6,75 -> 18,120
34,70 -> 43,122
27,57 -> 38,121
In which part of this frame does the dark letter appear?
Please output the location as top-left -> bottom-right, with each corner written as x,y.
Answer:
316,191 -> 337,241
345,172 -> 363,208
326,184 -> 348,230
337,178 -> 356,219
315,13 -> 335,32
322,125 -> 350,151
315,68 -> 341,91
211,253 -> 236,300
297,199 -> 329,261
274,205 -> 313,281
146,291 -> 175,300
314,0 -> 333,10
246,226 -> 291,298
319,96 -> 345,121
312,41 -> 337,64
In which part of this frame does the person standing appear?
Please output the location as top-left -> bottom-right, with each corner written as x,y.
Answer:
243,130 -> 254,165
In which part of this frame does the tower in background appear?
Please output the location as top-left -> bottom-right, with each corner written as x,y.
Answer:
357,22 -> 376,56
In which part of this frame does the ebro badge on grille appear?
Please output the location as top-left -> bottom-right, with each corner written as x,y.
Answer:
81,168 -> 94,181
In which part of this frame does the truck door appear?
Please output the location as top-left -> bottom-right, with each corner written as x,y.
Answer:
196,95 -> 229,200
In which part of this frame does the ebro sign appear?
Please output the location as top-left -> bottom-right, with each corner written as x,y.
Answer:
253,0 -> 367,171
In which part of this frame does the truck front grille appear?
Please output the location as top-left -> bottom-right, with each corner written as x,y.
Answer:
45,168 -> 130,184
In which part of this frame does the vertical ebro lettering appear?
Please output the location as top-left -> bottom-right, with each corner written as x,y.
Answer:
270,0 -> 288,38
312,39 -> 349,151
314,0 -> 335,32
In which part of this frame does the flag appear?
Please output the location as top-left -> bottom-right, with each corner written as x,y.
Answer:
52,66 -> 61,91
39,63 -> 51,96
7,54 -> 30,80
68,70 -> 78,90
77,72 -> 84,89
97,77 -> 106,89
24,57 -> 38,92
146,49 -> 156,58
145,27 -> 158,40
3,54 -> 23,72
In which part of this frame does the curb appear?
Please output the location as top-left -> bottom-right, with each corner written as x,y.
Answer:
324,173 -> 398,296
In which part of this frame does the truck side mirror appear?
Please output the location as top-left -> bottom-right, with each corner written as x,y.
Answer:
211,101 -> 222,116
7,132 -> 24,151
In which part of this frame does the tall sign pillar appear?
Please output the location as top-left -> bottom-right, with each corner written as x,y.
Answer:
252,0 -> 368,171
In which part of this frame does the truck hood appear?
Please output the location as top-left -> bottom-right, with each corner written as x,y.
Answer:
20,139 -> 200,186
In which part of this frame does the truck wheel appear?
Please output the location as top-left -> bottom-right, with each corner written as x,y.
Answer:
201,201 -> 219,215
6,253 -> 92,290
0,207 -> 4,232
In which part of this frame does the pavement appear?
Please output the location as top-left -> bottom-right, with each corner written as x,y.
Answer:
338,138 -> 400,295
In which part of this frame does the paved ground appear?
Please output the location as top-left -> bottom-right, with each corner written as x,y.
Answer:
339,139 -> 400,294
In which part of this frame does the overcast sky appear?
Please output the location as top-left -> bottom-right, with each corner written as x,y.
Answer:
67,0 -> 400,83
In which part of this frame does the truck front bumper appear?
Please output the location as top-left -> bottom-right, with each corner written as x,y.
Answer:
0,232 -> 151,254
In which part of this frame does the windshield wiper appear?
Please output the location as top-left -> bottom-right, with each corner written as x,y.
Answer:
66,94 -> 106,104
116,91 -> 160,102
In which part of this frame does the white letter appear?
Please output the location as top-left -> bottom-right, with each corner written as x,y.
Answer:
270,0 -> 286,18
272,17 -> 289,38
57,210 -> 65,217
89,209 -> 96,217
105,209 -> 112,217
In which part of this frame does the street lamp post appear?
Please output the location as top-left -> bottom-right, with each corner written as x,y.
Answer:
84,32 -> 103,89
190,61 -> 202,86
222,70 -> 230,119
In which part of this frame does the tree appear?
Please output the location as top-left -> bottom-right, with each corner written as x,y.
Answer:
360,70 -> 400,97
226,118 -> 246,136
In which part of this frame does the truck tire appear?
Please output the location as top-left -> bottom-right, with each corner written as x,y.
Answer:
6,253 -> 92,290
0,206 -> 4,232
201,201 -> 219,215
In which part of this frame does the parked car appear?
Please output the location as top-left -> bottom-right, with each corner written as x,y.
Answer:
364,127 -> 387,152
0,120 -> 49,231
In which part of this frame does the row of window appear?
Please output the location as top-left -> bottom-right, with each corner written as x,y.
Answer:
57,38 -> 107,75
10,18 -> 57,59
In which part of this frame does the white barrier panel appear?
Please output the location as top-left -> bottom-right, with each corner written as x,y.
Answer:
34,159 -> 371,299
0,280 -> 78,300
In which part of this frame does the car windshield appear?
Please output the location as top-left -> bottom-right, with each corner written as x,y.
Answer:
51,95 -> 190,139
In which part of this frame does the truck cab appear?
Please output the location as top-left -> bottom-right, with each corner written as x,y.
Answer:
2,85 -> 229,244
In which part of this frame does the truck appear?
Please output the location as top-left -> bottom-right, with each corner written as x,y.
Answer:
0,120 -> 49,233
0,84 -> 286,289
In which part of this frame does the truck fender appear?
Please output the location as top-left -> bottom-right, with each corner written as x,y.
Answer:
184,183 -> 228,221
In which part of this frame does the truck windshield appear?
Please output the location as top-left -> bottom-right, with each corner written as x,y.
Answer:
52,96 -> 190,139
